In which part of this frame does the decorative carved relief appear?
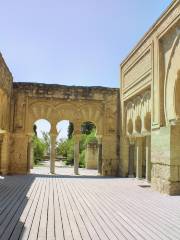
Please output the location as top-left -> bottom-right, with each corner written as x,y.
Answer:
164,28 -> 180,123
14,96 -> 26,131
125,90 -> 151,136
123,50 -> 151,88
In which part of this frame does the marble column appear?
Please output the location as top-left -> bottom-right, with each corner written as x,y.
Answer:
146,135 -> 151,182
74,134 -> 80,175
50,134 -> 56,174
136,137 -> 143,179
97,136 -> 102,174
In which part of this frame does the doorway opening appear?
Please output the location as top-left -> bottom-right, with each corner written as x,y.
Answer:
56,120 -> 74,175
30,119 -> 51,174
56,120 -> 99,176
79,121 -> 98,175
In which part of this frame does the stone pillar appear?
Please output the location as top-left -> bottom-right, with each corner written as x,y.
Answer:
97,136 -> 102,174
0,134 -> 3,174
27,135 -> 34,171
151,124 -> 180,195
74,134 -> 80,175
85,142 -> 98,169
120,136 -> 130,177
136,137 -> 143,179
50,134 -> 56,174
146,135 -> 151,182
0,132 -> 10,175
30,141 -> 34,169
128,140 -> 135,177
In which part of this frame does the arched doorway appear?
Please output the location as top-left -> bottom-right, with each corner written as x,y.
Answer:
30,119 -> 51,174
79,121 -> 98,175
175,70 -> 180,118
56,120 -> 74,175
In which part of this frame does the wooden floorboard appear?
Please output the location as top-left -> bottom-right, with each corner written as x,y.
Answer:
0,169 -> 180,240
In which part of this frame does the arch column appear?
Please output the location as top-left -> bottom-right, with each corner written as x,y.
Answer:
136,137 -> 143,179
145,135 -> 151,182
50,134 -> 57,174
128,137 -> 135,177
0,133 -> 4,174
50,124 -> 58,174
74,134 -> 81,175
27,134 -> 34,171
97,135 -> 102,174
0,131 -> 10,175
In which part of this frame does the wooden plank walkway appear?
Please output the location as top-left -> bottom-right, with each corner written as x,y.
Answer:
0,171 -> 180,240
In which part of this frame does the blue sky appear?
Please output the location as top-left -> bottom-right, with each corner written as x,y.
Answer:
35,119 -> 69,140
0,0 -> 172,138
0,0 -> 172,88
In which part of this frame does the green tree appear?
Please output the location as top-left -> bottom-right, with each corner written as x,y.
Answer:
42,131 -> 50,154
68,122 -> 74,139
33,135 -> 46,164
56,122 -> 97,168
33,124 -> 37,136
85,129 -> 97,144
57,137 -> 75,165
79,128 -> 97,168
57,139 -> 68,157
81,121 -> 96,135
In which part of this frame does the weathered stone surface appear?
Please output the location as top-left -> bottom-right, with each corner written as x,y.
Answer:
121,0 -> 180,194
11,83 -> 120,175
85,142 -> 98,169
0,0 -> 179,195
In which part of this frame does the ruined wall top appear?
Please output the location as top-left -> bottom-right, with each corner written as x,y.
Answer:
13,82 -> 119,100
0,53 -> 13,95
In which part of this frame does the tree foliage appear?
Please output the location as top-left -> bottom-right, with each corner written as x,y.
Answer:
42,131 -> 50,154
33,124 -> 37,136
68,122 -> 74,139
81,121 -> 96,135
33,136 -> 46,164
33,131 -> 50,165
57,123 -> 97,168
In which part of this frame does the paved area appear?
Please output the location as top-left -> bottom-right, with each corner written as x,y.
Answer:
31,160 -> 99,176
0,166 -> 180,240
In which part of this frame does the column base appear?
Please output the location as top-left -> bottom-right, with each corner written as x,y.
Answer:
0,169 -> 8,175
136,176 -> 143,180
74,166 -> 79,175
128,174 -> 134,178
151,177 -> 180,195
146,178 -> 151,183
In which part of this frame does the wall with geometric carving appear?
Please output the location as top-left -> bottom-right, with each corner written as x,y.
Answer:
10,82 -> 120,175
120,0 -> 180,194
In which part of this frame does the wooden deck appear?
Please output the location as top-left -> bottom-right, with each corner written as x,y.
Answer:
0,169 -> 180,239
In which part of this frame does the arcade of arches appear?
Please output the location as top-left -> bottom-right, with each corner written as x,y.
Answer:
0,0 -> 179,195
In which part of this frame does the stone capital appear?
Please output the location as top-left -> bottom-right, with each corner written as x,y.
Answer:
74,134 -> 81,142
96,135 -> 102,144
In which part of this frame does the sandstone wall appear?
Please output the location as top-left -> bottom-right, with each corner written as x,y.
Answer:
0,53 -> 13,174
120,0 -> 180,194
11,83 -> 120,175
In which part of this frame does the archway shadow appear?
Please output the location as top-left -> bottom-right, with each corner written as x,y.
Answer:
0,174 -> 36,239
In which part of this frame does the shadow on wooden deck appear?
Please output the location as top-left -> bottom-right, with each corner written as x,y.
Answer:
0,175 -> 36,239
